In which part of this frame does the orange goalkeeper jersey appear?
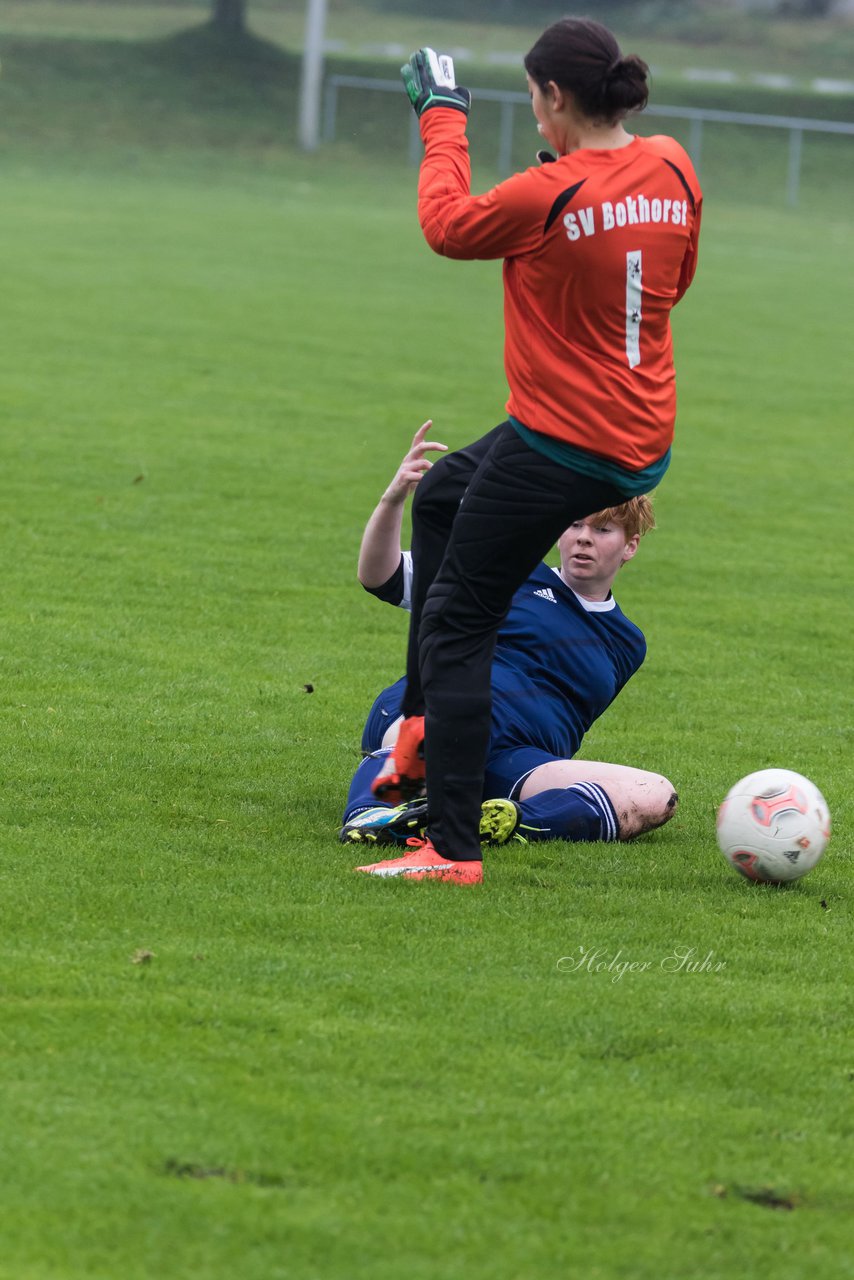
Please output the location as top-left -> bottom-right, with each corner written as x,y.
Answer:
417,109 -> 702,473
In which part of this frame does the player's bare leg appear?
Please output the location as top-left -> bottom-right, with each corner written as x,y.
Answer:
519,760 -> 677,840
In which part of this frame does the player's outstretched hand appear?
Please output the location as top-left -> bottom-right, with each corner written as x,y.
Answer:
401,49 -> 471,117
382,421 -> 448,504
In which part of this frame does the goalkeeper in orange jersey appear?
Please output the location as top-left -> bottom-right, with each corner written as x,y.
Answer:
357,19 -> 702,886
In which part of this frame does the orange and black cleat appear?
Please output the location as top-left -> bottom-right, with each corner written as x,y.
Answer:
371,714 -> 426,805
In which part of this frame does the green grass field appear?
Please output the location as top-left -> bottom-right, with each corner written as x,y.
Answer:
0,11 -> 853,1279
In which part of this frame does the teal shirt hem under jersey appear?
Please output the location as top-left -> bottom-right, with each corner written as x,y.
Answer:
509,416 -> 671,497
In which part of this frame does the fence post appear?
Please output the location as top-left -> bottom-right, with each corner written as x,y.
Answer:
322,78 -> 338,144
498,99 -> 515,177
786,127 -> 803,208
688,116 -> 703,175
298,0 -> 328,151
409,111 -> 422,166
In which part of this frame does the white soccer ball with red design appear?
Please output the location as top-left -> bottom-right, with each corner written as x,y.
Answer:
716,768 -> 831,884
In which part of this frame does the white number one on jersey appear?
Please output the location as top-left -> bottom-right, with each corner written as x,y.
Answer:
626,250 -> 642,369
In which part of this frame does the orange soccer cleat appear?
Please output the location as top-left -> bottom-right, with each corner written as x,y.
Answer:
353,838 -> 483,885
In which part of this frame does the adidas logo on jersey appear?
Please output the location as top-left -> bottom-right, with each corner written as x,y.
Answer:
533,587 -> 557,604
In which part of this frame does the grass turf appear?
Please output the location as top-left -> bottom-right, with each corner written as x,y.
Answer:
0,18 -> 852,1280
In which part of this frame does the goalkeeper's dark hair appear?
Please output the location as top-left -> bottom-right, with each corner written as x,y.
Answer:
524,18 -> 649,126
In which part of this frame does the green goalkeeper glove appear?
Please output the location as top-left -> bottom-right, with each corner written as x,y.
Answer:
401,48 -> 471,117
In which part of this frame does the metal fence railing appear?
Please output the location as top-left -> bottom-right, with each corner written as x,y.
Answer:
323,74 -> 854,207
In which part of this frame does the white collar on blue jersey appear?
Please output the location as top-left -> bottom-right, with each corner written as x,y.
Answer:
552,566 -> 616,612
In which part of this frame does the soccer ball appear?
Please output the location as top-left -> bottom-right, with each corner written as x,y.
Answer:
716,768 -> 831,884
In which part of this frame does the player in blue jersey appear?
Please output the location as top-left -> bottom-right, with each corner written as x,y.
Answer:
343,424 -> 678,855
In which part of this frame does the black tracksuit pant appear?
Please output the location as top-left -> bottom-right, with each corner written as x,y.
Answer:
401,421 -> 626,860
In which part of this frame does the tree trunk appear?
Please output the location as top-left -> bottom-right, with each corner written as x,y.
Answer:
211,0 -> 246,33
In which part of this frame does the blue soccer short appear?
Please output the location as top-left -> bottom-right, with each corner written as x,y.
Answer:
361,679 -> 561,802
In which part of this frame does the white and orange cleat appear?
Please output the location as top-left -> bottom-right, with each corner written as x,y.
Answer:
354,838 -> 483,885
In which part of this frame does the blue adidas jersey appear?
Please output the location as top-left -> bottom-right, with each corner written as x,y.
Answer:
364,556 -> 646,760
489,561 -> 645,758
